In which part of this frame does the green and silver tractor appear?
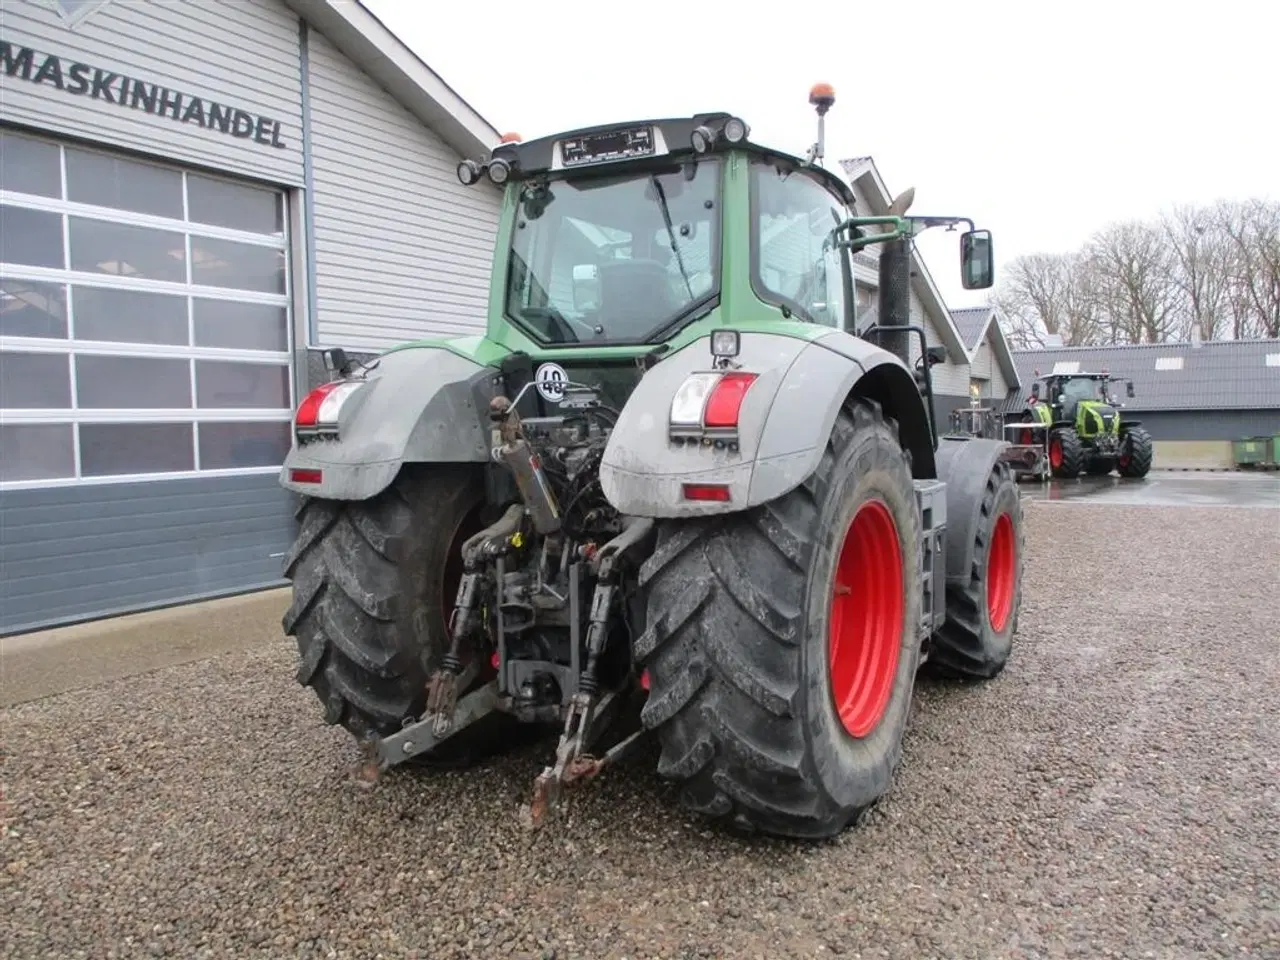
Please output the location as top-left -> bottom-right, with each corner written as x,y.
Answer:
1017,371 -> 1154,479
277,85 -> 1027,840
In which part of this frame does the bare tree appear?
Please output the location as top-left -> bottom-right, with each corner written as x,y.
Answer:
991,196 -> 1279,346
1220,198 -> 1280,339
990,252 -> 1103,348
1085,220 -> 1181,344
1162,203 -> 1232,341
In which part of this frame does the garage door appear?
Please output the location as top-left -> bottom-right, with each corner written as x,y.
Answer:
0,127 -> 298,634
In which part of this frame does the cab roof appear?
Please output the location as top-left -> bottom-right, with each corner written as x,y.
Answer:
488,113 -> 857,207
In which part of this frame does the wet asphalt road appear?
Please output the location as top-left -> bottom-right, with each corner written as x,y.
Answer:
2,484 -> 1279,959
1020,469 -> 1280,508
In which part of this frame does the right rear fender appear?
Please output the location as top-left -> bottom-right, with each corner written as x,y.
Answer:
280,347 -> 496,500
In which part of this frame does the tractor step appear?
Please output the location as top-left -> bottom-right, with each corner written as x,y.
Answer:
913,479 -> 947,638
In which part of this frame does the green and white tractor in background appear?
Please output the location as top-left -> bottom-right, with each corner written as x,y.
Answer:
1017,371 -> 1154,479
277,84 -> 1028,840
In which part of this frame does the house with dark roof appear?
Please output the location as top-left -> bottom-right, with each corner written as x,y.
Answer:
1010,339 -> 1280,468
950,306 -> 1023,407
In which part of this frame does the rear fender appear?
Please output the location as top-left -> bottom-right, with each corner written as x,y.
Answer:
280,347 -> 496,500
598,329 -> 934,518
934,436 -> 1013,589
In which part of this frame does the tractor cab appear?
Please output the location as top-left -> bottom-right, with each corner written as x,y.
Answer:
451,97 -> 995,434
1032,371 -> 1134,423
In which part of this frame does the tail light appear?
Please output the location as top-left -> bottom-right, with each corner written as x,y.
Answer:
295,380 -> 363,438
669,371 -> 758,439
682,483 -> 731,502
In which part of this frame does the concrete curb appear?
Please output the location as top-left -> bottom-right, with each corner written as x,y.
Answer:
1,587 -> 290,708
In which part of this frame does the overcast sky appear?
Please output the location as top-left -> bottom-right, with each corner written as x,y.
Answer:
362,0 -> 1279,310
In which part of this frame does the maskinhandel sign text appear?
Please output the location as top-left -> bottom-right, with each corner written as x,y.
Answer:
0,40 -> 289,150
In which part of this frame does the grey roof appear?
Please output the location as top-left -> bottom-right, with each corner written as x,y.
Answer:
951,307 -> 993,352
1011,339 -> 1280,412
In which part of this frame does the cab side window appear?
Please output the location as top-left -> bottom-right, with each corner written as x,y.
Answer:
751,160 -> 850,328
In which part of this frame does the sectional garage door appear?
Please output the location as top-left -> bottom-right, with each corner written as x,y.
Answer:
0,126 -> 298,634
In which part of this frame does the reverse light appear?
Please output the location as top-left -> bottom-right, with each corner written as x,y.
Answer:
670,373 -> 721,426
295,380 -> 363,434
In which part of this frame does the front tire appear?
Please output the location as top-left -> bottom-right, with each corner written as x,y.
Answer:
1048,427 -> 1084,479
282,464 -> 508,763
927,461 -> 1025,680
636,398 -> 923,839
1117,426 -> 1154,478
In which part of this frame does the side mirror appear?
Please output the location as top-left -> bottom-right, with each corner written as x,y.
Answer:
571,264 -> 600,312
926,345 -> 948,367
1030,382 -> 1040,399
1126,381 -> 1135,398
960,229 -> 994,290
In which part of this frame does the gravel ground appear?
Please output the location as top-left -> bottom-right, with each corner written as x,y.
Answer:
3,503 -> 1278,960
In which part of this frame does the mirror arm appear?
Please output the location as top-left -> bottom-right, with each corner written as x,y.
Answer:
906,215 -> 977,235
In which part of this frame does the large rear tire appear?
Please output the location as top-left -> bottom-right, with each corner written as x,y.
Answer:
927,461 -> 1025,680
282,464 -> 510,764
636,398 -> 923,839
1117,426 -> 1154,478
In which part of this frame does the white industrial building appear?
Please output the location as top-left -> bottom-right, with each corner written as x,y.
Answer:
0,0 -> 502,633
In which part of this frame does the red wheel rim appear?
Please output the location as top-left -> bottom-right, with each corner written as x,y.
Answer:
1049,439 -> 1063,468
828,499 -> 904,739
986,512 -> 1015,633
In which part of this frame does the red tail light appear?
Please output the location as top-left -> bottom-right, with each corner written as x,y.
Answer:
703,372 -> 758,428
295,380 -> 364,436
682,482 -> 731,502
290,468 -> 323,484
295,382 -> 343,428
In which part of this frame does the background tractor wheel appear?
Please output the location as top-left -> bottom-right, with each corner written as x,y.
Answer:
1117,426 -> 1154,478
1047,427 -> 1083,479
927,461 -> 1025,680
282,464 -> 512,765
637,398 -> 922,840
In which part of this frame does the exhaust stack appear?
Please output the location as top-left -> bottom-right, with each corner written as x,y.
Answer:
874,187 -> 916,366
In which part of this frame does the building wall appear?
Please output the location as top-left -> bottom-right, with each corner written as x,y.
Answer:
0,474 -> 293,634
0,0 -> 500,634
305,28 -> 501,352
0,0 -> 303,185
969,340 -> 1010,399
1128,409 -> 1280,442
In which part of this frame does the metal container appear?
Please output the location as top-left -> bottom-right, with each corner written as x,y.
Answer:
1232,437 -> 1269,467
